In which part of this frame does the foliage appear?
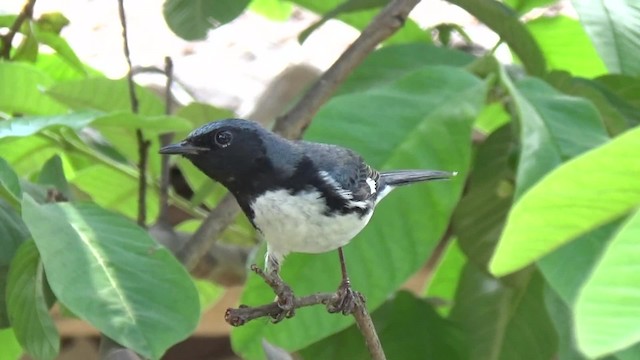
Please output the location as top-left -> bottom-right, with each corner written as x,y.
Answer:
0,0 -> 639,359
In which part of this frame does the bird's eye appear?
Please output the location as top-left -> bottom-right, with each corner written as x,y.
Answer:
214,130 -> 233,148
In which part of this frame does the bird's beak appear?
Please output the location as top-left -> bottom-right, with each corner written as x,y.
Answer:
159,142 -> 209,155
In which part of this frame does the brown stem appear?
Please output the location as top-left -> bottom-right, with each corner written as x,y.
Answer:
352,297 -> 386,360
117,0 -> 149,227
0,0 -> 36,60
158,56 -> 174,225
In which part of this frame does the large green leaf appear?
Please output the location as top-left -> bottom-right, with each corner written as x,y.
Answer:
300,291 -> 467,359
46,78 -> 165,115
0,328 -> 22,360
447,0 -> 546,76
526,16 -> 607,78
490,127 -> 640,276
500,72 -> 609,197
33,28 -> 85,75
453,125 -> 514,268
0,136 -> 60,178
6,241 -> 59,360
337,43 -> 474,96
572,0 -> 640,76
0,62 -> 67,115
163,0 -> 251,40
232,66 -> 485,358
575,209 -> 640,357
545,71 -> 630,135
450,265 -> 557,360
21,196 -> 200,360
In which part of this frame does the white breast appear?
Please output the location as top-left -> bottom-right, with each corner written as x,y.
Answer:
250,189 -> 373,259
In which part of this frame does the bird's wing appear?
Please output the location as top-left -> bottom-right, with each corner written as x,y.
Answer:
299,142 -> 379,204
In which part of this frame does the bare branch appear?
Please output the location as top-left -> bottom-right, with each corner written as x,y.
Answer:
352,297 -> 385,360
117,0 -> 150,227
225,292 -> 336,326
158,56 -> 175,225
0,0 -> 36,60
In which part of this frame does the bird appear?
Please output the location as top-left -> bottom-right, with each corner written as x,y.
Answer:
160,119 -> 454,321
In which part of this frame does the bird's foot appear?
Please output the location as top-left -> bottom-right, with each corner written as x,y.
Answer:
327,279 -> 364,315
250,264 -> 295,322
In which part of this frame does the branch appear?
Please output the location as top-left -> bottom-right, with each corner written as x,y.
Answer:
0,0 -> 36,60
158,57 -> 174,225
272,0 -> 421,139
225,292 -> 336,326
117,0 -> 150,227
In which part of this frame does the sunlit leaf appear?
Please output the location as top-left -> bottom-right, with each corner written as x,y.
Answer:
490,127 -> 640,276
21,196 -> 200,359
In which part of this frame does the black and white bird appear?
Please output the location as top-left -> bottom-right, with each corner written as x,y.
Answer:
160,119 -> 454,320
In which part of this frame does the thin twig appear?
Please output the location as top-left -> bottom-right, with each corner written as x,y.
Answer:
117,0 -> 150,227
352,297 -> 385,360
158,56 -> 174,225
0,0 -> 37,60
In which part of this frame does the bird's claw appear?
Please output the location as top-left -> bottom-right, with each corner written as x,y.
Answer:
327,280 -> 364,315
250,264 -> 296,323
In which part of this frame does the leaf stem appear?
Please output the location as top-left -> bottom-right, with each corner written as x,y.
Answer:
0,0 -> 36,60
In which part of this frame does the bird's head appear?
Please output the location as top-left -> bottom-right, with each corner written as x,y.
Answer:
159,119 -> 275,187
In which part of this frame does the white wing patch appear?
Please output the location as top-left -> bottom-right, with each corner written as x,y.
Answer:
318,170 -> 368,209
365,177 -> 377,194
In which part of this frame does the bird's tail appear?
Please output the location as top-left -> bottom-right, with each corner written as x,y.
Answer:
380,170 -> 456,186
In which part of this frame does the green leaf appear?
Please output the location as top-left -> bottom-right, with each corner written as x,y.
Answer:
572,0 -> 640,76
545,71 -> 630,135
500,72 -> 609,197
424,239 -> 466,316
300,291 -> 467,359
163,0 -> 251,40
6,241 -> 59,360
0,111 -> 103,139
0,62 -> 67,115
503,0 -> 557,14
92,113 -> 192,133
575,209 -> 640,357
0,200 -> 32,328
71,164 -> 160,221
490,126 -> 640,276
450,265 -> 557,360
453,125 -> 515,268
46,78 -> 165,115
596,74 -> 640,117
21,196 -> 200,360
0,158 -> 22,210
249,0 -> 294,21
13,26 -> 39,62
194,279 -> 225,312
0,137 -> 61,178
526,16 -> 607,78
544,285 -> 590,360
37,155 -> 71,200
447,0 -> 546,76
33,27 -> 86,75
337,43 -> 474,96
474,102 -> 511,134
0,328 -> 22,360
232,66 -> 485,358
35,53 -> 95,81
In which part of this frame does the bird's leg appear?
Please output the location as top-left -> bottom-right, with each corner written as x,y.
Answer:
327,247 -> 364,315
250,254 -> 294,322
